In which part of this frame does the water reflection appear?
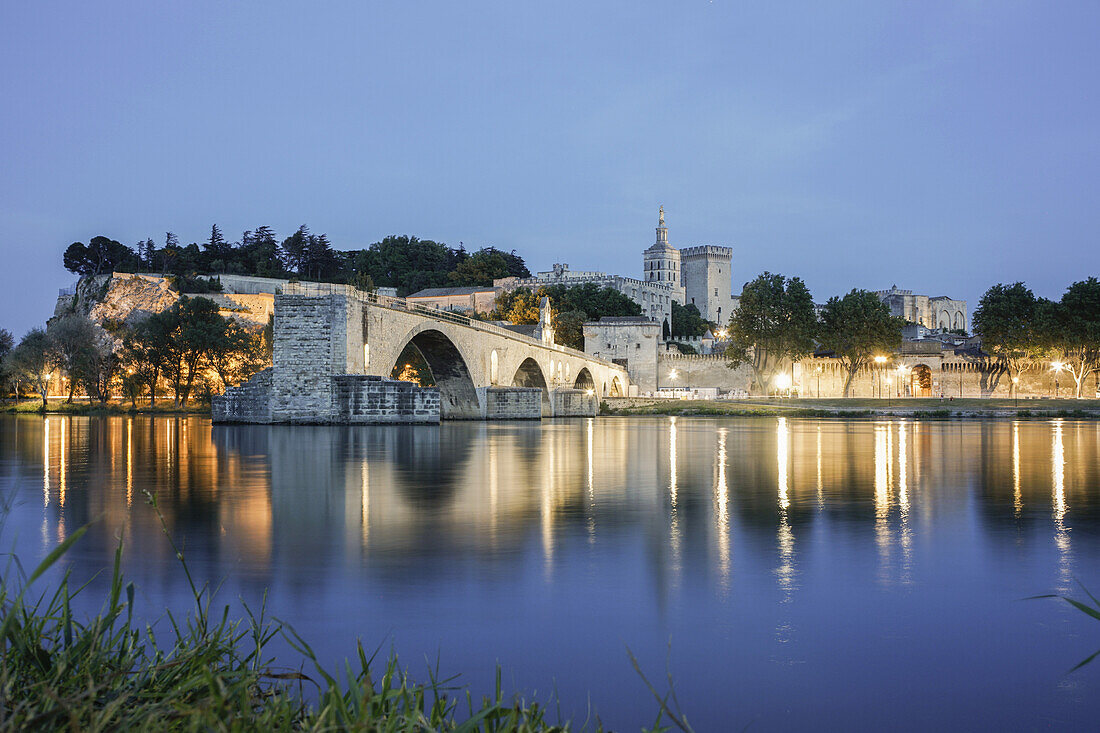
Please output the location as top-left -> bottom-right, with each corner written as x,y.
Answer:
775,418 -> 795,598
5,414 -> 1100,730
714,427 -> 729,592
1053,420 -> 1071,591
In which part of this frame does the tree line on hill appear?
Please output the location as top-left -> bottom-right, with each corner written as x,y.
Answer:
62,226 -> 531,294
724,273 -> 1100,397
0,298 -> 269,407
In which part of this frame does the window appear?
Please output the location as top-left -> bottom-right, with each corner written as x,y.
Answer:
714,288 -> 718,296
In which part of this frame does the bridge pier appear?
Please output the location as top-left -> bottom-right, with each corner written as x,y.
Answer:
551,389 -> 598,417
480,387 -> 542,419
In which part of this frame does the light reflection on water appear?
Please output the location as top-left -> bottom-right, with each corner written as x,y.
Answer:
4,414 -> 1100,731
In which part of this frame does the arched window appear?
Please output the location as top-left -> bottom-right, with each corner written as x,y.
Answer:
490,350 -> 499,384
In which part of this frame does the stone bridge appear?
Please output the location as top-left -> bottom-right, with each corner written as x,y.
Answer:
214,285 -> 630,424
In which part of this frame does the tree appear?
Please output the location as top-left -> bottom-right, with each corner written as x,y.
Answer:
818,290 -> 905,397
203,224 -> 232,268
47,316 -> 99,402
352,235 -> 464,295
280,225 -> 311,275
0,328 -> 13,395
206,321 -> 267,391
553,310 -> 588,351
449,247 -> 530,286
972,282 -> 1041,389
4,329 -> 59,408
725,273 -> 818,395
1043,277 -> 1100,398
303,232 -> 340,280
139,238 -> 156,268
492,288 -> 542,325
167,297 -> 226,404
156,232 -> 180,274
120,310 -> 177,405
239,226 -> 286,278
671,301 -> 709,339
63,236 -> 139,277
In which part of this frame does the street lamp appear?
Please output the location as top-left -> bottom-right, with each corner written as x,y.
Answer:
1012,376 -> 1019,408
874,355 -> 887,398
1051,361 -> 1065,399
885,377 -> 893,407
896,365 -> 909,398
775,372 -> 792,398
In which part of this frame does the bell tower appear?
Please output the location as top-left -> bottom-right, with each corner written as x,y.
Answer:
642,206 -> 684,304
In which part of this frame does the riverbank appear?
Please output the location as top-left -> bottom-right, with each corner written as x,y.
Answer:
601,396 -> 1100,419
1,399 -> 210,415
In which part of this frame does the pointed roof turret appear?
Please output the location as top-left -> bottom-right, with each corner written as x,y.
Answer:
654,205 -> 669,247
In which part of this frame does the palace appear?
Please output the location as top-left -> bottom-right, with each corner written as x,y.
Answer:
875,285 -> 968,331
496,207 -> 735,334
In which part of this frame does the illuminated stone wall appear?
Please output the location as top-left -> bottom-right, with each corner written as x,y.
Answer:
656,353 -> 753,394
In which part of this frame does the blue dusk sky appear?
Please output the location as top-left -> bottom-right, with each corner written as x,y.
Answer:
1,1 -> 1097,336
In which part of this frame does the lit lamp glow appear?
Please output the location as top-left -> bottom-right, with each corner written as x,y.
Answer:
896,364 -> 909,398
873,355 -> 887,398
1051,361 -> 1065,398
775,372 -> 792,397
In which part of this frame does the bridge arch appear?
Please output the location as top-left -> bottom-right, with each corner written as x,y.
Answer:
573,367 -> 595,392
390,327 -> 481,419
512,357 -> 552,416
610,375 -> 624,397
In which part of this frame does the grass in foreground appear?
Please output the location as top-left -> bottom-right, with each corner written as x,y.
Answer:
0,493 -> 693,732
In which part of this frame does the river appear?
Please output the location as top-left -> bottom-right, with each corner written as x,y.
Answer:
1,414 -> 1099,730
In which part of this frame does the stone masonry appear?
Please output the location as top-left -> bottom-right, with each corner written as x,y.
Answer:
215,288 -> 630,423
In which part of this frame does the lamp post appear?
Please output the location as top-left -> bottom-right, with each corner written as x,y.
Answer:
1012,376 -> 1019,408
896,365 -> 909,398
1052,361 -> 1064,399
874,355 -> 887,399
885,377 -> 893,407
775,372 -> 792,399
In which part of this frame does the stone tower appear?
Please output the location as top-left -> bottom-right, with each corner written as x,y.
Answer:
642,206 -> 685,305
681,245 -> 733,326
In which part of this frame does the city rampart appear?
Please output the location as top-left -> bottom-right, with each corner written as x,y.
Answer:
796,355 -> 1099,399
657,353 -> 753,394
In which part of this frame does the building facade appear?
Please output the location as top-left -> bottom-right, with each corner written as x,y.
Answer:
583,317 -> 662,394
681,244 -> 733,324
405,286 -> 498,314
876,285 -> 968,332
